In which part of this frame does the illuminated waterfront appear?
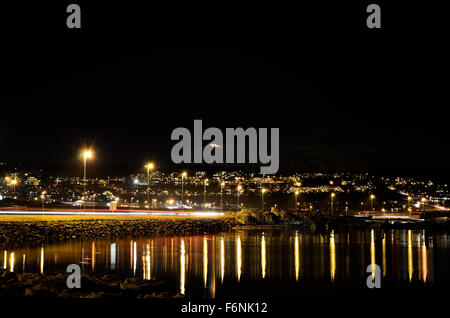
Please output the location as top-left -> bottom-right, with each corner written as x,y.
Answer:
2,228 -> 449,297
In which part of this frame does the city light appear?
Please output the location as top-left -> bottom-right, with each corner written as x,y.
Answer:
1,169 -> 449,216
83,150 -> 92,159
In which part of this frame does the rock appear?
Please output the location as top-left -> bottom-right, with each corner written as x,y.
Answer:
24,286 -> 54,297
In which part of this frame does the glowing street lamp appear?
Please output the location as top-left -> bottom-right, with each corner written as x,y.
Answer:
41,191 -> 46,212
181,172 -> 187,207
10,179 -> 17,193
294,190 -> 299,211
220,181 -> 225,212
8,179 -> 18,210
261,188 -> 267,211
145,162 -> 154,211
331,192 -> 335,215
237,185 -> 242,211
421,197 -> 427,213
370,194 -> 375,211
407,196 -> 412,212
82,150 -> 93,211
204,179 -> 208,210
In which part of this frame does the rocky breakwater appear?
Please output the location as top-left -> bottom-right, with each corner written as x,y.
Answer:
0,269 -> 182,298
0,217 -> 236,245
233,210 -> 450,230
234,210 -> 369,230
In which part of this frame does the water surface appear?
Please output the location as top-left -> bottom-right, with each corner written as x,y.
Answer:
2,228 -> 450,297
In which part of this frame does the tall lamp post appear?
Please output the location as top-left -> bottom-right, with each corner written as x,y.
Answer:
11,179 -> 17,195
41,191 -> 46,212
421,197 -> 427,213
83,150 -> 92,211
370,194 -> 375,212
261,188 -> 266,211
10,179 -> 17,210
331,192 -> 335,215
220,181 -> 225,212
145,162 -> 154,211
10,179 -> 17,200
181,172 -> 187,208
237,185 -> 242,211
294,190 -> 299,211
204,179 -> 208,210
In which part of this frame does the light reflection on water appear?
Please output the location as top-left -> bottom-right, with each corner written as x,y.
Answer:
1,229 -> 450,297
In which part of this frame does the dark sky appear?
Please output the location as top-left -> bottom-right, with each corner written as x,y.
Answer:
1,1 -> 450,176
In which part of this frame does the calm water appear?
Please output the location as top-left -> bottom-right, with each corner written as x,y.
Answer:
2,229 -> 450,297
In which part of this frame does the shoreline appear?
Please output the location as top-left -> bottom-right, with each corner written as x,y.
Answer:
1,212 -> 450,246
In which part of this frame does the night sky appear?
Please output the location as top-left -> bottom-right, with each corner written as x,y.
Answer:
1,1 -> 450,176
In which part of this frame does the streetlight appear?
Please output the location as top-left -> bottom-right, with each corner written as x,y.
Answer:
407,196 -> 412,213
294,190 -> 299,211
237,185 -> 242,211
92,193 -> 96,212
204,179 -> 208,210
9,179 -> 17,210
181,172 -> 187,208
220,181 -> 225,212
370,194 -> 375,212
83,150 -> 93,211
10,179 -> 17,194
261,188 -> 267,211
421,197 -> 427,213
145,162 -> 154,211
41,191 -> 46,212
331,192 -> 335,215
